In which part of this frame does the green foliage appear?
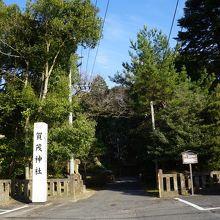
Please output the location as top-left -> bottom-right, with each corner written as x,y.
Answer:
112,26 -> 215,170
176,0 -> 220,80
90,75 -> 108,96
205,85 -> 220,168
0,0 -> 101,178
39,68 -> 70,126
0,80 -> 38,177
154,73 -> 210,161
48,114 -> 96,176
113,26 -> 178,114
0,0 -> 102,99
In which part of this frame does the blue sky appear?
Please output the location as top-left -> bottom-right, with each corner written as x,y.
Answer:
4,0 -> 186,87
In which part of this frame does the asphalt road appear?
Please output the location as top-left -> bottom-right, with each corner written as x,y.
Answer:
2,177 -> 220,220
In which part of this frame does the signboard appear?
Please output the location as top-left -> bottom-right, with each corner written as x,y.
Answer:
32,122 -> 48,203
182,150 -> 198,196
182,151 -> 198,164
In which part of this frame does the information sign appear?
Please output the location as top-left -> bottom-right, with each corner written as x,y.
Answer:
182,151 -> 198,164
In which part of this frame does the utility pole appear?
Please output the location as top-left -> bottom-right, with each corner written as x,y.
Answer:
150,101 -> 158,188
68,61 -> 91,175
69,66 -> 73,125
68,62 -> 74,176
150,101 -> 155,131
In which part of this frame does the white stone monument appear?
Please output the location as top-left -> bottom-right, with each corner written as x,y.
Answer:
32,122 -> 48,203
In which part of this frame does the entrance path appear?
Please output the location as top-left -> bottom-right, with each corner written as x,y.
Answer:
2,177 -> 220,219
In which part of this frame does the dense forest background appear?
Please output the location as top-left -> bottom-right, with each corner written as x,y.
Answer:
0,0 -> 219,183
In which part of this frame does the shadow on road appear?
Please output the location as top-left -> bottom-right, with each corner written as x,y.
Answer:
105,176 -> 158,197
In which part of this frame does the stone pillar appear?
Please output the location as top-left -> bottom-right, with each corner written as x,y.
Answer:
70,155 -> 75,175
69,175 -> 76,199
158,169 -> 163,198
179,173 -> 187,195
174,176 -> 178,192
25,165 -> 32,180
74,159 -> 80,174
32,122 -> 48,203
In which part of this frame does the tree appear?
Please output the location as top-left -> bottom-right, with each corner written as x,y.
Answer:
90,75 -> 108,96
112,26 -> 214,171
81,76 -> 133,118
0,79 -> 39,177
205,84 -> 220,168
176,0 -> 220,80
0,0 -> 101,178
0,0 -> 102,99
48,114 -> 96,176
152,72 -> 211,165
112,26 -> 178,114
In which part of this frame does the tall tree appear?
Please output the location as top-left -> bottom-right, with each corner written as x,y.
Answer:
205,84 -> 220,168
0,0 -> 102,99
152,72 -> 211,164
176,0 -> 220,80
112,26 -> 214,170
112,26 -> 178,114
0,0 -> 101,178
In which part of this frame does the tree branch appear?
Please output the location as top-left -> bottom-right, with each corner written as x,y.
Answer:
0,39 -> 22,56
0,50 -> 20,58
48,40 -> 66,77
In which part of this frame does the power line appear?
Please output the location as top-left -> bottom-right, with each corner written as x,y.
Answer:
85,0 -> 98,75
79,46 -> 83,76
89,0 -> 110,82
85,47 -> 91,74
79,0 -> 87,76
162,0 -> 179,62
167,0 -> 179,45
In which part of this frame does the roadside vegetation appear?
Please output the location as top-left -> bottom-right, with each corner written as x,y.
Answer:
0,0 -> 219,185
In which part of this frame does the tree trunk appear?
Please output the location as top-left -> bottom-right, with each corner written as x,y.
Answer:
24,61 -> 29,88
41,75 -> 49,100
40,41 -> 50,100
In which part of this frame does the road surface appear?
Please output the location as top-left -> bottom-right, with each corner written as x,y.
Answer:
2,177 -> 220,219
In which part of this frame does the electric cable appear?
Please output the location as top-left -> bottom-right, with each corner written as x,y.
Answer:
89,0 -> 110,82
79,0 -> 87,76
163,0 -> 179,61
85,0 -> 98,76
168,0 -> 179,45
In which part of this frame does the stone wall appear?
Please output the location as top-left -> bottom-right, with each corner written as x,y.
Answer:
158,169 -> 220,198
0,158 -> 86,203
0,174 -> 85,203
0,180 -> 11,202
158,170 -> 179,198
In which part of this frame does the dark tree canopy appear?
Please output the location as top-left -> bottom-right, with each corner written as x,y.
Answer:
176,0 -> 220,80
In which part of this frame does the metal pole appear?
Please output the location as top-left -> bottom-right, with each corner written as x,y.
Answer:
189,163 -> 194,195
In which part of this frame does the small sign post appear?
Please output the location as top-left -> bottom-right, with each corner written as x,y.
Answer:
182,150 -> 198,196
32,122 -> 48,203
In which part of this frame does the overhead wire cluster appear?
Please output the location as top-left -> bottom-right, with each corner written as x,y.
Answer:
79,0 -> 110,83
79,0 -> 179,83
